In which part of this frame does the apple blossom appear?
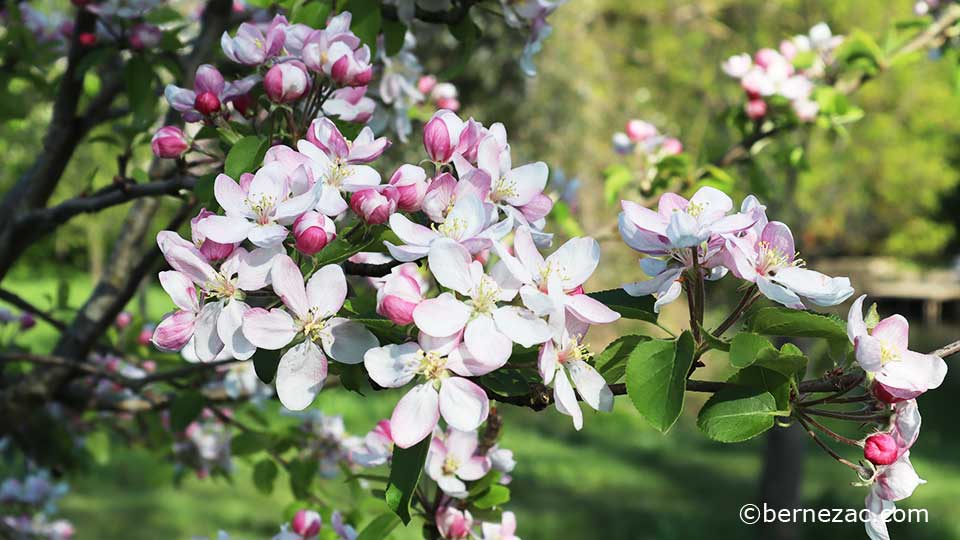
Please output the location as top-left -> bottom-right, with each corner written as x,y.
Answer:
363,332 -> 491,448
539,319 -> 613,430
150,126 -> 190,158
242,256 -> 378,410
376,263 -> 425,325
292,211 -> 336,256
419,172 -> 490,224
220,16 -> 286,65
115,311 -> 132,330
482,512 -> 520,540
264,61 -> 310,103
350,186 -> 399,225
863,451 -> 926,540
722,53 -> 752,78
424,109 -> 466,163
388,164 -> 428,212
197,164 -> 319,248
436,506 -> 473,540
745,98 -> 767,119
847,295 -> 947,400
494,226 -> 619,333
426,428 -> 492,498
164,64 -> 259,122
350,420 -> 394,467
291,510 -> 321,538
413,238 -> 552,366
385,194 -> 510,261
626,120 -> 657,142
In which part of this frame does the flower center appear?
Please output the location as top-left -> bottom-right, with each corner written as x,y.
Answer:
206,273 -> 240,300
559,336 -> 591,364
442,456 -> 460,475
325,162 -> 353,188
469,276 -> 501,315
491,176 -> 518,202
247,194 -> 277,225
878,339 -> 900,365
298,309 -> 328,342
436,217 -> 467,240
686,201 -> 706,218
416,349 -> 448,381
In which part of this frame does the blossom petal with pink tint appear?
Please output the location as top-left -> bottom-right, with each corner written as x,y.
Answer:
159,271 -> 199,313
878,351 -> 947,393
446,342 -> 503,377
217,300 -> 255,360
321,317 -> 378,364
565,293 -> 620,324
391,383 -> 440,448
491,306 -> 552,347
270,255 -> 310,319
237,245 -> 283,291
193,301 -> 225,362
553,370 -> 583,430
363,342 -> 420,388
413,294 -> 471,338
855,335 -> 885,373
247,223 -> 289,247
214,174 -> 252,217
306,264 -> 347,316
242,307 -> 298,350
153,310 -> 196,351
464,315 -> 512,367
548,236 -> 599,289
566,359 -> 614,412
388,213 -> 438,245
276,340 -> 327,410
502,162 -> 548,206
197,215 -> 255,244
875,452 -> 925,502
459,456 -> 491,481
438,377 -> 489,432
872,315 -> 909,352
427,238 -> 475,295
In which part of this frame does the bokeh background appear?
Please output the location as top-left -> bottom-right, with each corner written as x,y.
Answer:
2,0 -> 959,539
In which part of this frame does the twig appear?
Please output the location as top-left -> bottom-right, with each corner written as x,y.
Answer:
0,288 -> 66,331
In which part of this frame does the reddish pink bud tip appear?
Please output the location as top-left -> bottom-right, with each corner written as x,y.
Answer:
194,91 -> 221,116
863,433 -> 898,466
291,510 -> 322,538
78,32 -> 97,47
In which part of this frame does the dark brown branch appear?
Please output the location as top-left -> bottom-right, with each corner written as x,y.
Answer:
381,0 -> 480,24
0,288 -> 66,331
342,259 -> 406,277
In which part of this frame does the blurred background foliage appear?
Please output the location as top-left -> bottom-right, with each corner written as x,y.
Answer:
3,0 -> 960,539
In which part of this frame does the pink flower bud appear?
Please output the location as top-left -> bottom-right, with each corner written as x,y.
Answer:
863,433 -> 899,465
436,97 -> 460,111
436,506 -> 473,540
78,32 -> 97,47
625,120 -> 657,142
661,138 -> 683,156
423,111 -> 459,163
151,126 -> 190,159
130,23 -> 162,50
388,165 -> 428,212
376,263 -> 424,325
19,313 -> 36,330
293,211 -> 337,256
418,75 -> 437,95
191,209 -> 236,261
138,326 -> 154,346
232,92 -> 254,116
194,91 -> 221,116
350,187 -> 399,225
292,510 -> 322,538
142,360 -> 157,372
264,61 -> 310,103
779,39 -> 798,60
745,99 -> 767,120
115,311 -> 133,330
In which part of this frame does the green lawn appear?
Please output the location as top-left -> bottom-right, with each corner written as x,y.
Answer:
3,275 -> 958,540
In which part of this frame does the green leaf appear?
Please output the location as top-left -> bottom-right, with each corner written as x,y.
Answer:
749,307 -> 848,342
698,325 -> 730,352
353,317 -> 410,344
124,56 -> 156,130
253,348 -> 282,384
224,135 -> 269,179
593,334 -> 650,384
292,1 -> 332,27
729,332 -> 774,369
169,390 -> 205,432
473,484 -> 510,509
441,14 -> 480,79
587,288 -> 657,323
313,226 -> 386,267
288,458 -> 319,500
333,362 -> 372,395
478,368 -> 537,397
625,331 -> 696,433
603,164 -> 634,205
253,459 -> 278,495
194,173 -> 217,206
86,430 -> 111,465
231,430 -> 271,456
753,344 -> 808,379
356,513 -> 402,540
382,19 -> 407,57
728,366 -> 791,411
342,0 -> 381,54
697,386 -> 778,443
385,437 -> 430,524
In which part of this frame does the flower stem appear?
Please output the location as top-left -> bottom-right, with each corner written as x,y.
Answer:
795,414 -> 864,473
713,284 -> 759,337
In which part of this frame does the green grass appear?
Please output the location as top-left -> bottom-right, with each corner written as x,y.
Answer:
3,276 -> 959,540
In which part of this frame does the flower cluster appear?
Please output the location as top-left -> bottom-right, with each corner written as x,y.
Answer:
501,0 -> 566,76
170,408 -> 233,479
722,23 -> 842,122
846,297 -> 947,540
0,466 -> 74,540
612,119 -> 683,158
619,187 -> 854,312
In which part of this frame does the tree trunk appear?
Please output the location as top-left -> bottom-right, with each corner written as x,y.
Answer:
757,423 -> 807,540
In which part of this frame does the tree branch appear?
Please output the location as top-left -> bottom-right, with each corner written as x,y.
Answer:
0,288 -> 66,331
381,0 -> 480,24
342,259 -> 406,277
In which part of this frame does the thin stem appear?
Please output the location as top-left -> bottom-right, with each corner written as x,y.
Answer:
801,407 -> 888,424
795,374 -> 866,406
798,411 -> 865,446
794,414 -> 864,473
713,285 -> 760,337
685,280 -> 700,343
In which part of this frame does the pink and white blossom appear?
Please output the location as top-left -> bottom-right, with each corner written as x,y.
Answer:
538,319 -> 613,430
376,263 -> 425,325
322,86 -> 376,124
164,64 -> 259,122
363,332 -> 490,448
426,428 -> 491,498
242,256 -> 379,410
847,296 -> 947,401
482,512 -> 520,540
436,506 -> 473,540
220,16 -> 286,66
292,211 -> 337,256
